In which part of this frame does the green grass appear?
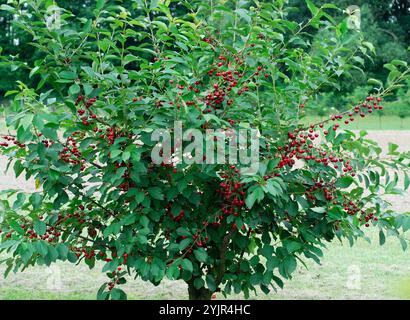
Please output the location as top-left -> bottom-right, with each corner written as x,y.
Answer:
303,115 -> 410,130
1,229 -> 409,300
0,288 -> 95,300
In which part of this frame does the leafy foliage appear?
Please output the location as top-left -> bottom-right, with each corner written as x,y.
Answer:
0,0 -> 409,300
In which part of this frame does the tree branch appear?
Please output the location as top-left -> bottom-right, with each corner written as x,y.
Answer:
215,228 -> 236,287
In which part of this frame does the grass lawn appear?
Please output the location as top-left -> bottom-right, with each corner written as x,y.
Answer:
302,115 -> 410,130
1,229 -> 409,300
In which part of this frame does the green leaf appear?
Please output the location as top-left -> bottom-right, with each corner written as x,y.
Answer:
283,255 -> 297,275
176,227 -> 191,237
367,78 -> 383,88
400,238 -> 408,252
321,3 -> 338,9
148,187 -> 164,200
286,201 -> 299,217
0,240 -> 19,250
388,143 -> 399,155
122,151 -> 131,162
42,127 -> 58,141
110,149 -> 122,159
97,283 -> 109,300
96,0 -> 106,11
250,272 -> 263,286
285,241 -> 302,253
391,59 -> 407,67
266,256 -> 280,271
11,147 -> 25,165
34,240 -> 48,256
127,188 -> 143,200
47,246 -> 59,262
166,262 -> 180,280
336,176 -> 355,188
235,8 -> 251,24
0,4 -> 15,12
29,193 -> 43,210
4,90 -> 19,97
326,126 -> 337,142
179,238 -> 192,251
180,259 -> 193,273
69,83 -> 81,96
193,248 -> 208,263
140,216 -> 149,228
59,71 -> 77,80
379,230 -> 386,246
9,220 -> 25,235
110,288 -> 127,300
311,207 -> 326,214
245,187 -> 264,209
149,0 -> 158,9
134,190 -> 146,203
363,42 -> 375,54
102,260 -> 119,273
29,66 -> 40,78
305,0 -> 319,16
67,251 -> 78,263
206,274 -> 216,291
272,275 -> 284,289
264,179 -> 283,197
56,243 -> 69,259
34,220 -> 46,236
13,193 -> 26,210
20,243 -> 34,265
194,277 -> 205,289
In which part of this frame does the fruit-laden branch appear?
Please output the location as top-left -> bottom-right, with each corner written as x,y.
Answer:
0,133 -> 104,170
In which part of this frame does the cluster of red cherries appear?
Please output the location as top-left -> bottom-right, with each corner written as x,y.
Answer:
0,135 -> 26,148
166,48 -> 268,116
272,96 -> 384,228
276,96 -> 384,176
75,95 -> 97,126
342,198 -> 378,227
215,165 -> 246,228
59,131 -> 87,171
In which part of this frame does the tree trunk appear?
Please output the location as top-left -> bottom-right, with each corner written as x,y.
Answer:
187,280 -> 213,300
